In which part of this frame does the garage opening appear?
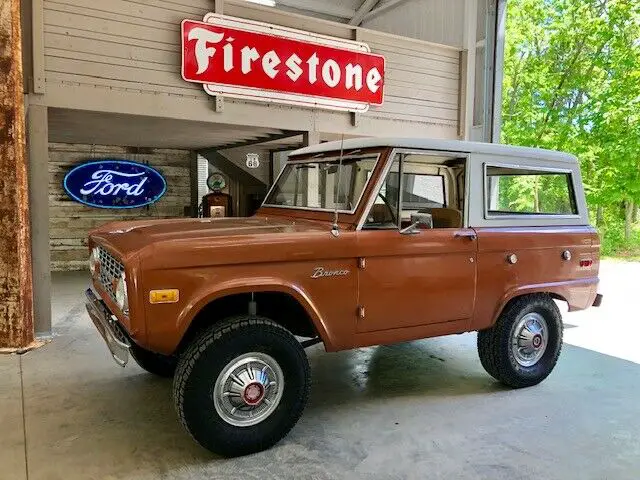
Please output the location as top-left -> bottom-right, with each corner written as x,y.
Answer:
47,108 -> 305,272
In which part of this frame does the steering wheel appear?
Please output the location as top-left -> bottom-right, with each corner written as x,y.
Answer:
377,193 -> 397,224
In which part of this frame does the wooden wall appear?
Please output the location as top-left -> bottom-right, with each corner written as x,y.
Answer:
49,143 -> 192,271
41,0 -> 460,137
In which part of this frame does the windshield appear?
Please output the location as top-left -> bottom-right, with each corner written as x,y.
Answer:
264,152 -> 380,212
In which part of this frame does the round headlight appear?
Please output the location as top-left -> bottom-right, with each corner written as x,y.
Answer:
115,273 -> 128,312
89,247 -> 100,275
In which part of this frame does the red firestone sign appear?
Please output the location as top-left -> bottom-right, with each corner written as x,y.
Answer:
181,14 -> 385,112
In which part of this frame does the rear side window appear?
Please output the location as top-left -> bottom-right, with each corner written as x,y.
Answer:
485,165 -> 577,216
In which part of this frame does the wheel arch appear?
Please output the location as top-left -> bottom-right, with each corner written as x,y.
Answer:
175,282 -> 333,354
489,286 -> 568,329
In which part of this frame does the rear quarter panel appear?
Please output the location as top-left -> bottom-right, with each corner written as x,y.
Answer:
472,226 -> 600,331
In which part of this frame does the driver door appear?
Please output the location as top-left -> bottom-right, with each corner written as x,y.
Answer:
355,152 -> 477,333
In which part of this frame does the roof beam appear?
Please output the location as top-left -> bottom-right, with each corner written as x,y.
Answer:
361,0 -> 410,23
276,0 -> 356,20
349,0 -> 380,26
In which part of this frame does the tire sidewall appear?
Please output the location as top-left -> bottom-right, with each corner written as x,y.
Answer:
504,299 -> 562,382
177,319 -> 309,456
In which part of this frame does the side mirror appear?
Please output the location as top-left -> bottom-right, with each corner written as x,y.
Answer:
399,212 -> 432,235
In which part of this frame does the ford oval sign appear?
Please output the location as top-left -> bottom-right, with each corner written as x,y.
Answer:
63,159 -> 167,209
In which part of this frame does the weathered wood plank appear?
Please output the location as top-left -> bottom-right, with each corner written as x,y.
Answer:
49,142 -> 193,270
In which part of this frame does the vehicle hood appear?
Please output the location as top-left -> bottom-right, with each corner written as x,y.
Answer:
89,215 -> 328,262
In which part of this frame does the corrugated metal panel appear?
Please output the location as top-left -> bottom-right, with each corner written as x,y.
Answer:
362,0 -> 465,47
49,143 -> 192,271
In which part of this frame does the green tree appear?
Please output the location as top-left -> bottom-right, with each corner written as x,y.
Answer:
502,0 -> 640,251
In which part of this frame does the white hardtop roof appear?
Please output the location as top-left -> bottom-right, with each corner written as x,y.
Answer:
290,137 -> 578,164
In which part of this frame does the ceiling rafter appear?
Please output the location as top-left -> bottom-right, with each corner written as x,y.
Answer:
276,0 -> 356,20
361,0 -> 411,23
198,130 -> 304,153
349,0 -> 380,26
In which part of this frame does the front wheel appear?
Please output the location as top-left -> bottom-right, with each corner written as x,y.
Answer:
172,316 -> 310,457
477,294 -> 563,388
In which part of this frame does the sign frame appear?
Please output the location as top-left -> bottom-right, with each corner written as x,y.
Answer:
181,13 -> 385,113
63,159 -> 167,209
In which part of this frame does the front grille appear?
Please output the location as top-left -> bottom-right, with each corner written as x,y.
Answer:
97,246 -> 124,304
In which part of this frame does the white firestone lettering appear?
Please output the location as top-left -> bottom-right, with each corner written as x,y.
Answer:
241,46 -> 260,74
345,63 -> 363,91
79,170 -> 148,197
366,67 -> 382,94
322,59 -> 341,88
285,54 -> 303,81
262,50 -> 281,79
307,53 -> 319,84
188,27 -> 224,74
223,37 -> 234,72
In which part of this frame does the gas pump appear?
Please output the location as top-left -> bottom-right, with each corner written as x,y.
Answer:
202,172 -> 232,218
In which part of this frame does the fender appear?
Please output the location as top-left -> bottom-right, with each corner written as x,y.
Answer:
489,277 -> 599,327
176,277 -> 336,350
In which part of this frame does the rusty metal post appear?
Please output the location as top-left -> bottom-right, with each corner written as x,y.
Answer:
0,0 -> 34,348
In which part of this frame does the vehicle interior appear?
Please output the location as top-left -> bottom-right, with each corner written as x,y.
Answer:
362,152 -> 467,230
264,149 -> 468,232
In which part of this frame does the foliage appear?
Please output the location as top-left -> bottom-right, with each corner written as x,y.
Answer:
501,0 -> 640,256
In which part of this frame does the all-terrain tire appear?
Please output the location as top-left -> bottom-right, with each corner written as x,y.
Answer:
172,315 -> 311,457
130,344 -> 177,378
477,294 -> 563,388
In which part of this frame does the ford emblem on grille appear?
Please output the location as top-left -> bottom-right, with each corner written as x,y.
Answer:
63,159 -> 167,209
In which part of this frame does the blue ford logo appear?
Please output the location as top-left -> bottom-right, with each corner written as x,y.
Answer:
63,159 -> 167,209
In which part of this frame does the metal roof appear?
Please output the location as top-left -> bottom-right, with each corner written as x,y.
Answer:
290,137 -> 579,164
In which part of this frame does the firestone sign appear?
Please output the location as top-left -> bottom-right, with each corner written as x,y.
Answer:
181,14 -> 385,112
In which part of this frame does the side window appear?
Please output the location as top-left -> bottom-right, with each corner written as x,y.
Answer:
363,157 -> 400,229
485,165 -> 577,216
363,152 -> 467,230
400,173 -> 445,213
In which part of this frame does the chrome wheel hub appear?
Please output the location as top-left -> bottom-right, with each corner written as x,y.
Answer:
511,312 -> 548,367
213,352 -> 284,427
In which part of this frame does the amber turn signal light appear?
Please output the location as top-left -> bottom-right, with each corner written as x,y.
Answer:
149,289 -> 179,304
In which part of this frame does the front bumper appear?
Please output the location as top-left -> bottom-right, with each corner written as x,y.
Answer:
85,288 -> 131,367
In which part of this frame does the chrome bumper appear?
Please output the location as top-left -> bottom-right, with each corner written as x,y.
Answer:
85,288 -> 131,367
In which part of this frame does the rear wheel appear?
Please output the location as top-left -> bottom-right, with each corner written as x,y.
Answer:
477,294 -> 563,388
173,315 -> 310,457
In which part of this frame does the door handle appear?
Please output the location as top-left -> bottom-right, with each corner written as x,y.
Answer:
454,231 -> 477,241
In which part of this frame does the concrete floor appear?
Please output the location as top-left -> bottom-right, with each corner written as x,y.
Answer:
2,260 -> 640,480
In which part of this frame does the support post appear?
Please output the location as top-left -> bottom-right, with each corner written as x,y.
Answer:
0,0 -> 35,348
27,104 -> 50,337
302,131 -> 321,146
491,0 -> 507,143
189,151 -> 199,217
459,0 -> 477,140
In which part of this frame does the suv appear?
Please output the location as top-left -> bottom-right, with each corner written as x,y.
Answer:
85,137 -> 602,457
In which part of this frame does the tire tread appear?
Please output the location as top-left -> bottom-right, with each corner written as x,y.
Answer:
173,315 -> 310,456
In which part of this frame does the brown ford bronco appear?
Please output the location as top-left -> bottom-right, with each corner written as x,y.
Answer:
85,137 -> 602,457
